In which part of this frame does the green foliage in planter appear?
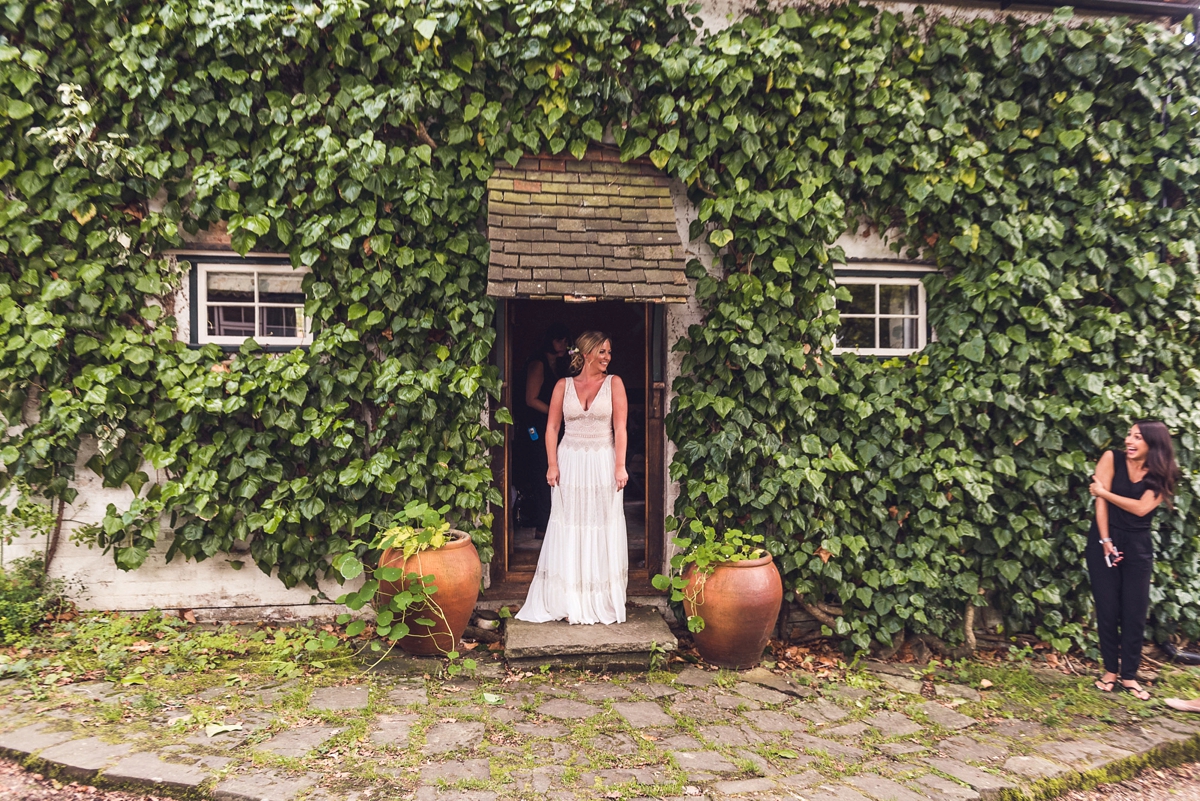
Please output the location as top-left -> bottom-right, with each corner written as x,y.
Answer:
333,501 -> 470,659
0,0 -> 1197,654
652,518 -> 768,632
375,501 -> 454,562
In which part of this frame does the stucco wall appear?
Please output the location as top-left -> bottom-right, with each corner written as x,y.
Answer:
4,438 -> 355,620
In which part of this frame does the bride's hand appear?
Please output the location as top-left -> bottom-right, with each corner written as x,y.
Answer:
615,466 -> 629,491
546,466 -> 559,487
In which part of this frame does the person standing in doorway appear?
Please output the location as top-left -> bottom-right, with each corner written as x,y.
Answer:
519,323 -> 571,537
1086,420 -> 1181,700
516,331 -> 629,625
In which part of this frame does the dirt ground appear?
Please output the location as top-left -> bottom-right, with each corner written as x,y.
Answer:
1059,763 -> 1200,800
0,760 -> 168,801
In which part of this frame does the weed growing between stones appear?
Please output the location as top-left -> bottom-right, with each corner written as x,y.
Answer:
0,610 -> 362,692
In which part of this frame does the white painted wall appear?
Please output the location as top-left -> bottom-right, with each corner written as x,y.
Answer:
3,437 -> 357,621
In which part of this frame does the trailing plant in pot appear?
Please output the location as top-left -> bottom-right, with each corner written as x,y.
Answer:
333,501 -> 482,660
653,519 -> 782,670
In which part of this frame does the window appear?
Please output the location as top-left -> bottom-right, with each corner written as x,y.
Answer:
195,260 -> 312,347
833,271 -> 929,356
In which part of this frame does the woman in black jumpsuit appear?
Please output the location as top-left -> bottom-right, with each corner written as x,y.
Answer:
519,324 -> 571,534
1086,420 -> 1180,700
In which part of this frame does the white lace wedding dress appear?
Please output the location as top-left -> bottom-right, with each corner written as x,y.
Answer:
516,374 -> 628,625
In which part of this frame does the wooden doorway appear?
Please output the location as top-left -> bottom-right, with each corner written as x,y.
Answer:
489,300 -> 666,596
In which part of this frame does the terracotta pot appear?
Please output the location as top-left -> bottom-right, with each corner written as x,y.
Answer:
377,530 -> 481,656
683,554 -> 782,669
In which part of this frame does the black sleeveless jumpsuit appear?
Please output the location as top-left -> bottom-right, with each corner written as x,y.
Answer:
1085,450 -> 1157,681
520,352 -> 561,532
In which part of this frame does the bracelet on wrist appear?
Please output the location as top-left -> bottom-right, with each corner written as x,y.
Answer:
1101,538 -> 1112,543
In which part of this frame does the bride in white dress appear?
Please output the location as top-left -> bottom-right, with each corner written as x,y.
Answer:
515,330 -> 629,625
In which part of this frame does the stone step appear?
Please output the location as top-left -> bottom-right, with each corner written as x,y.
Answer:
504,605 -> 677,670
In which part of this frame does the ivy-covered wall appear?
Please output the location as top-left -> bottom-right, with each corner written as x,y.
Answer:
2,0 -> 1198,651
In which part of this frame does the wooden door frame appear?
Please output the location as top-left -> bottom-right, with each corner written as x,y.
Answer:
645,304 -> 666,581
487,300 -> 666,594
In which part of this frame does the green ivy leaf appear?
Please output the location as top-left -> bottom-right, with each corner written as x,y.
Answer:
994,101 -> 1021,121
5,99 -> 33,119
709,229 -> 733,248
338,557 -> 364,581
1067,92 -> 1095,113
413,18 -> 438,39
1056,129 -> 1086,149
582,120 -> 603,141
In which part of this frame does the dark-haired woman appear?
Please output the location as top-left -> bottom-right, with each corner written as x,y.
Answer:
519,323 -> 571,536
1087,420 -> 1181,700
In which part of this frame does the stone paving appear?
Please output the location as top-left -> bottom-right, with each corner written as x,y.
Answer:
1,663 -> 1199,801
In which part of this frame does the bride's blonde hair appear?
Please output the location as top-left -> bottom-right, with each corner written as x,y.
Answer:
571,330 -> 609,373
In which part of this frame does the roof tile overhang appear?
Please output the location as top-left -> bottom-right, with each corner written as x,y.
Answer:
486,152 -> 690,302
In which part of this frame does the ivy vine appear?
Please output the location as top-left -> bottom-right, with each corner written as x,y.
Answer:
1,0 -> 1197,652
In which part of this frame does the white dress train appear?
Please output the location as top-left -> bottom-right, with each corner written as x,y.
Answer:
516,374 -> 629,625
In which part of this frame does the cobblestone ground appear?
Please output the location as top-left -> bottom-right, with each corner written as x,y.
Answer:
2,660 -> 1200,801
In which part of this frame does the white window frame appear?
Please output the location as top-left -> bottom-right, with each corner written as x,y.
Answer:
833,268 -> 931,356
196,260 -> 312,347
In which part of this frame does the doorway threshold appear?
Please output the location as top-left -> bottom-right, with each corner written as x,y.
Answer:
478,578 -> 662,609
503,605 -> 677,671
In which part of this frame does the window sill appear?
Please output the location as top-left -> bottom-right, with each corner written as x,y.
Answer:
187,342 -> 311,354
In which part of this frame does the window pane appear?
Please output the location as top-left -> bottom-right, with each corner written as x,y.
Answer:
259,272 -> 305,304
837,318 -> 875,349
880,317 -> 918,349
261,306 -> 305,339
842,283 -> 875,314
208,306 -> 255,337
207,272 -> 254,302
880,284 -> 919,316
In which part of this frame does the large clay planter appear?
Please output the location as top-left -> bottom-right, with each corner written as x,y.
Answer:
683,554 -> 782,669
377,530 -> 481,656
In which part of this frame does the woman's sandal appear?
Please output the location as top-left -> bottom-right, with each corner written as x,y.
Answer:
1094,677 -> 1116,693
1119,681 -> 1151,701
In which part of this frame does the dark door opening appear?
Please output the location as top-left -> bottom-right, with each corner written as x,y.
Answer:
490,300 -> 665,595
